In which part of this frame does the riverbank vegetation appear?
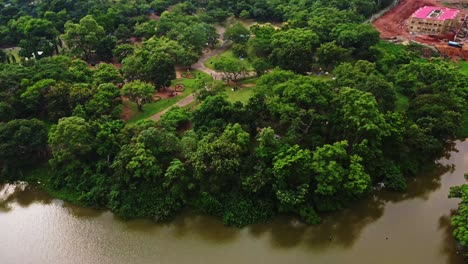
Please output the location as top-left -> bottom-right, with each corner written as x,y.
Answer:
0,0 -> 467,233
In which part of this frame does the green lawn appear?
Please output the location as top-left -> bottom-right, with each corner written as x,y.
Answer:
374,41 -> 406,57
204,48 -> 253,71
225,86 -> 254,104
225,78 -> 257,104
126,70 -> 209,123
239,77 -> 258,84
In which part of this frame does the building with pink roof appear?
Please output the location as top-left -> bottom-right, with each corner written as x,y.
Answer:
408,6 -> 461,35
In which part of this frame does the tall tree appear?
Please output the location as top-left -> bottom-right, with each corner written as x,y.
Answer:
225,22 -> 250,44
121,80 -> 154,111
62,15 -> 106,61
0,119 -> 48,173
270,29 -> 319,74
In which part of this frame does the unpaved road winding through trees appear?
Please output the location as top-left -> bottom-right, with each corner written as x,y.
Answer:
149,25 -> 229,121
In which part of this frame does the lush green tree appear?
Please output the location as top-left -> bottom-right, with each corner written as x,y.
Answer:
242,127 -> 279,194
20,79 -> 57,116
192,94 -> 244,131
186,123 -> 250,193
331,23 -> 380,59
250,24 -> 275,57
122,42 -> 176,89
0,102 -> 16,122
311,140 -> 371,197
311,141 -> 349,196
258,75 -> 332,147
270,29 -> 319,74
62,15 -> 106,60
273,144 -> 320,223
252,58 -> 270,76
345,154 -> 371,196
17,18 -> 59,58
333,60 -> 377,87
121,80 -> 154,111
332,87 -> 389,144
93,63 -> 123,85
316,41 -> 351,70
361,74 -> 396,112
449,184 -> 468,246
334,61 -> 396,112
159,107 -> 191,131
134,20 -> 158,38
0,119 -> 48,173
308,8 -> 363,42
351,0 -> 377,18
112,142 -> 162,184
224,22 -> 250,44
85,83 -> 122,118
48,116 -> 95,187
213,57 -> 247,83
96,35 -> 117,61
232,43 -> 248,58
113,44 -> 134,63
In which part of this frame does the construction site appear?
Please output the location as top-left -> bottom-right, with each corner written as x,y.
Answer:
373,0 -> 468,60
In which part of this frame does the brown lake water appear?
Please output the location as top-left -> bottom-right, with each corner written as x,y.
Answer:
1,140 -> 467,264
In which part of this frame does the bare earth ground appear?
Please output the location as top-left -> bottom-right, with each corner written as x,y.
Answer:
373,0 -> 438,39
373,0 -> 468,60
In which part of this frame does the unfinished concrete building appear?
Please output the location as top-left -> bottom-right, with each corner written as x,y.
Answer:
408,6 -> 461,35
454,15 -> 468,42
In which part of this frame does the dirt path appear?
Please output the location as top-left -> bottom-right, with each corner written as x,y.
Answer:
149,25 -> 227,121
149,94 -> 195,121
191,24 -> 231,80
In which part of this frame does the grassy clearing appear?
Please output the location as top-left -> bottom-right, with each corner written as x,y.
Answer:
225,86 -> 254,104
126,70 -> 209,123
224,77 -> 257,104
239,77 -> 259,84
204,48 -> 254,71
375,41 -> 406,56
125,97 -> 185,123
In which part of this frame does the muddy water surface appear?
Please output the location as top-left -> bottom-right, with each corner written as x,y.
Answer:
1,140 -> 467,264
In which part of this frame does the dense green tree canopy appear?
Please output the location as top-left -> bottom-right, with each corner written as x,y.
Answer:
270,28 -> 319,73
0,0 -> 467,236
62,15 -> 106,61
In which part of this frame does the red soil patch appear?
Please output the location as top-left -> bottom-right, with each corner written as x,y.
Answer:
373,0 -> 439,39
129,37 -> 143,46
435,44 -> 468,60
149,13 -> 160,21
112,62 -> 122,69
373,0 -> 468,60
241,83 -> 255,88
154,90 -> 180,100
